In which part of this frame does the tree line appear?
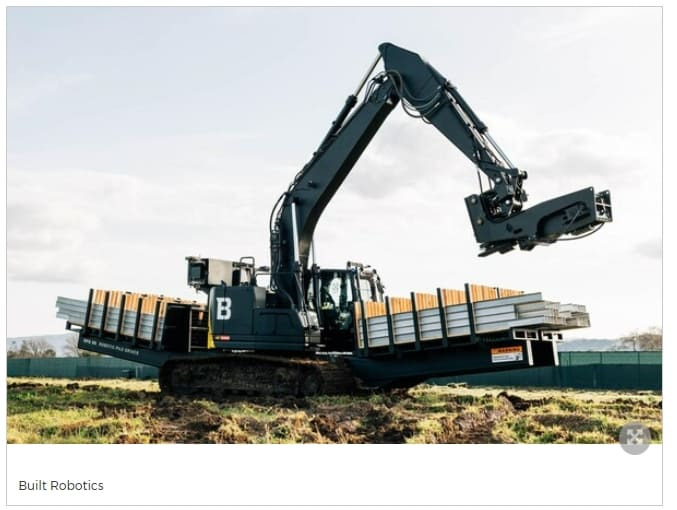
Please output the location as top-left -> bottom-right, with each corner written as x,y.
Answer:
7,335 -> 101,358
616,326 -> 662,351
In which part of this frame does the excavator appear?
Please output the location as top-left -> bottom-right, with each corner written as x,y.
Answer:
56,43 -> 612,396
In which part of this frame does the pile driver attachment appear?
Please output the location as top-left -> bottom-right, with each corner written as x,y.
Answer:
466,188 -> 612,256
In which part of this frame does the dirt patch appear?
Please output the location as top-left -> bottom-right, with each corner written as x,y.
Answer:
96,401 -> 145,418
359,406 -> 418,443
311,414 -> 361,443
8,382 -> 44,389
150,397 -> 224,443
209,416 -> 267,443
452,395 -> 515,443
533,413 -> 603,433
497,391 -> 548,411
612,397 -> 662,409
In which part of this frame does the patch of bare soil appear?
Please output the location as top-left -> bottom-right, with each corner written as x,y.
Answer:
8,382 -> 44,389
452,394 -> 516,443
359,406 -> 419,443
149,397 -> 223,443
108,390 -> 549,443
532,413 -> 601,432
497,391 -> 548,411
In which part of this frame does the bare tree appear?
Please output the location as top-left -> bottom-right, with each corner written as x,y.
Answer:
63,334 -> 81,357
6,339 -> 22,358
618,327 -> 662,351
63,334 -> 100,357
8,337 -> 57,358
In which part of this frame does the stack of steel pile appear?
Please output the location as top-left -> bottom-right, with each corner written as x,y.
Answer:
354,284 -> 589,349
55,290 -> 205,344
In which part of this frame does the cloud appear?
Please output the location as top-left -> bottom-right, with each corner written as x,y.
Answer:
6,163 -> 288,285
7,251 -> 100,284
515,129 -> 643,187
342,113 -> 474,199
7,202 -> 100,251
8,72 -> 92,114
521,8 -> 642,51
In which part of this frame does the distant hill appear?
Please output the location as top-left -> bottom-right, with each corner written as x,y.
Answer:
7,333 -> 78,357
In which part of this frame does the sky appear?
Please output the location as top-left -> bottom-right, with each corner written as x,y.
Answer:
6,6 -> 662,339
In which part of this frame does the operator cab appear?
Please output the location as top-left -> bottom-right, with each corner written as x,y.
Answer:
307,261 -> 384,350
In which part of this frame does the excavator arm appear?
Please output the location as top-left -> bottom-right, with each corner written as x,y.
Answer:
270,42 -> 612,308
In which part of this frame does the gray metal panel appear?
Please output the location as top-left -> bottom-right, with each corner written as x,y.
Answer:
473,292 -> 543,309
56,296 -> 170,343
207,259 -> 234,286
358,292 -> 589,349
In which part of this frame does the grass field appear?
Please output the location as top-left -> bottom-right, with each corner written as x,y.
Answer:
7,377 -> 662,444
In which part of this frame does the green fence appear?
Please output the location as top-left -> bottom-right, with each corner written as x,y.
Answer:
7,357 -> 158,380
430,351 -> 662,391
558,351 -> 662,366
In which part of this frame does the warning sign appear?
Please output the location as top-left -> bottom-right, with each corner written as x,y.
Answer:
491,346 -> 523,363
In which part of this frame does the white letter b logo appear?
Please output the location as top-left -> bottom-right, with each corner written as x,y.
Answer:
216,297 -> 232,320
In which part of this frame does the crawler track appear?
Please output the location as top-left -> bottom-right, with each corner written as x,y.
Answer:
159,354 -> 356,398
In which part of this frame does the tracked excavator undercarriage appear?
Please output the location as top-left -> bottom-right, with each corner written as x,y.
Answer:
159,354 -> 357,398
